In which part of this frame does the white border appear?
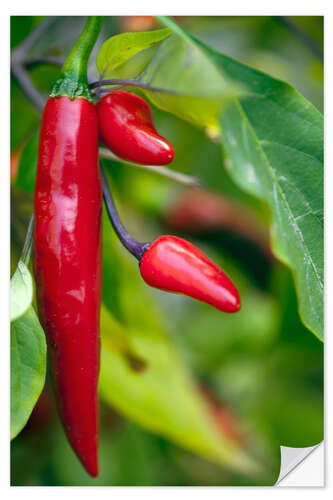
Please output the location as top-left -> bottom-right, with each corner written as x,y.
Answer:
2,1 -> 330,496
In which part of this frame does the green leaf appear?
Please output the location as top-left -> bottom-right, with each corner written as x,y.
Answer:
10,261 -> 33,322
16,131 -> 39,195
157,17 -> 323,340
138,34 -> 244,131
96,29 -> 172,77
11,306 -> 47,440
106,45 -> 160,82
221,101 -> 323,340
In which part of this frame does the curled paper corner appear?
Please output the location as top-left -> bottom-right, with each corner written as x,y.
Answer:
276,442 -> 323,485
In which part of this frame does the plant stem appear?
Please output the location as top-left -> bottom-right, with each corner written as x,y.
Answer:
99,148 -> 200,188
20,213 -> 35,265
59,17 -> 103,88
276,16 -> 323,60
100,164 -> 150,260
51,16 -> 103,100
90,78 -> 180,95
11,63 -> 45,112
11,17 -> 58,113
12,17 -> 58,62
25,56 -> 65,68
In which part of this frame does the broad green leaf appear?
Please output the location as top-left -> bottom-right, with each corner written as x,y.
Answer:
221,102 -> 323,340
107,45 -> 160,82
138,34 -> 245,131
11,306 -> 47,439
10,261 -> 33,321
16,131 -> 39,194
97,29 -> 172,77
157,17 -> 323,340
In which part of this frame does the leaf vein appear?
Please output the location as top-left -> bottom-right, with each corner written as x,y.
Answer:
234,99 -> 323,292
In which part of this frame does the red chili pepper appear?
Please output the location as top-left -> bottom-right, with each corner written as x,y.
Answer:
140,236 -> 240,313
97,90 -> 175,165
34,17 -> 103,477
100,167 -> 240,313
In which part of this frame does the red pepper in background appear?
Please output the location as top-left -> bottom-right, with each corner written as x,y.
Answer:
100,166 -> 240,313
198,383 -> 242,445
140,235 -> 240,313
97,90 -> 175,165
34,17 -> 103,477
164,188 -> 272,260
120,16 -> 158,32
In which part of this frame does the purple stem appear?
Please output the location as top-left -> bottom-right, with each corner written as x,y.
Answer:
100,164 -> 150,261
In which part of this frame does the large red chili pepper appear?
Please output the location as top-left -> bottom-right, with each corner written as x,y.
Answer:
97,90 -> 175,165
100,166 -> 240,313
34,17 -> 103,477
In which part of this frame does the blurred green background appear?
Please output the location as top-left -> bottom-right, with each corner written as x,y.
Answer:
10,16 -> 323,486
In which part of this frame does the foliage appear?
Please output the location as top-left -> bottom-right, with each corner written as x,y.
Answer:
11,306 -> 46,439
11,261 -> 33,322
97,28 -> 171,77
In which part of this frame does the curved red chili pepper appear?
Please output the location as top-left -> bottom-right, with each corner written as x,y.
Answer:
97,90 -> 175,165
100,167 -> 240,313
140,236 -> 240,313
34,17 -> 103,477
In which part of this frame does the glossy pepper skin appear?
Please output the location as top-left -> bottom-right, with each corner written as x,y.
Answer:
97,90 -> 175,165
34,17 -> 103,477
139,236 -> 240,313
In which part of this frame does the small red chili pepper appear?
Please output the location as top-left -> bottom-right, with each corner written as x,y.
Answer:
34,17 -> 103,477
100,166 -> 240,313
140,235 -> 240,313
97,90 -> 175,165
